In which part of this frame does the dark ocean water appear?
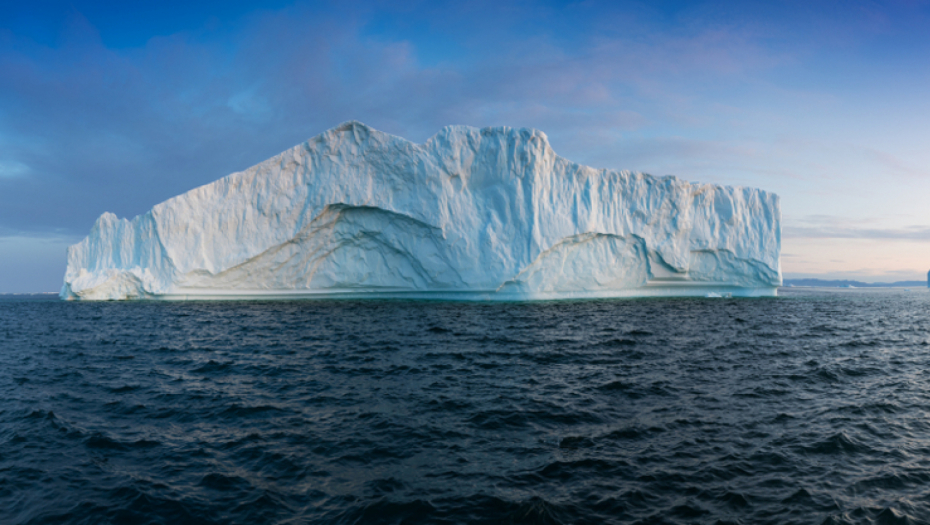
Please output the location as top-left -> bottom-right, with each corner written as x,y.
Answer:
3,288 -> 930,524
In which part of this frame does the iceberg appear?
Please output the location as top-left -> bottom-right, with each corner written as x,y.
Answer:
61,122 -> 781,300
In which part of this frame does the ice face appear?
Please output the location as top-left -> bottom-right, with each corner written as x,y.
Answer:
61,122 -> 781,300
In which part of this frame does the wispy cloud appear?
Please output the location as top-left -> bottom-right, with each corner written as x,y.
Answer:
0,3 -> 807,235
1,0 -> 929,239
0,161 -> 29,179
785,215 -> 930,241
786,225 -> 930,241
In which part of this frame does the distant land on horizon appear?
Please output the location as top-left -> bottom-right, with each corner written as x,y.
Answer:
783,278 -> 926,288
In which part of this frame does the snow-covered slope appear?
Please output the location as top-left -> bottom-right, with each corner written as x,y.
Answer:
61,122 -> 781,300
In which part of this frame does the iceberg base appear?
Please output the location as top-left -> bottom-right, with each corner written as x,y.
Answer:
62,285 -> 778,301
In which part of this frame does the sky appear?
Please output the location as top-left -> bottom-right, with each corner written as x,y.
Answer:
1,0 -> 929,292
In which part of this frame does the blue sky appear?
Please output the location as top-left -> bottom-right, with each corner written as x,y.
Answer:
1,0 -> 929,292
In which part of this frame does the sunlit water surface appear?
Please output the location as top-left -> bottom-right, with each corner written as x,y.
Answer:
3,288 -> 930,524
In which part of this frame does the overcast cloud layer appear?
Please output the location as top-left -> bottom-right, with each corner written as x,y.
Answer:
2,0 -> 930,291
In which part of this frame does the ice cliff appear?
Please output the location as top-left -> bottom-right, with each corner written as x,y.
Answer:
61,122 -> 781,300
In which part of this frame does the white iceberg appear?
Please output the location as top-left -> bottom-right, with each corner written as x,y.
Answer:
61,122 -> 781,301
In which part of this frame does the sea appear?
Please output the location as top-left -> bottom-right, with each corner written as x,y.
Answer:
2,287 -> 930,525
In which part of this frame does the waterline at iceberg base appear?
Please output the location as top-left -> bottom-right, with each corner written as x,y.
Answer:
61,122 -> 781,301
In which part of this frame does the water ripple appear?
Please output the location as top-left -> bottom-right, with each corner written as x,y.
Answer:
3,289 -> 930,523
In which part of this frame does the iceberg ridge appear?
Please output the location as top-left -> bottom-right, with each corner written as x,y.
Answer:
62,121 -> 781,300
